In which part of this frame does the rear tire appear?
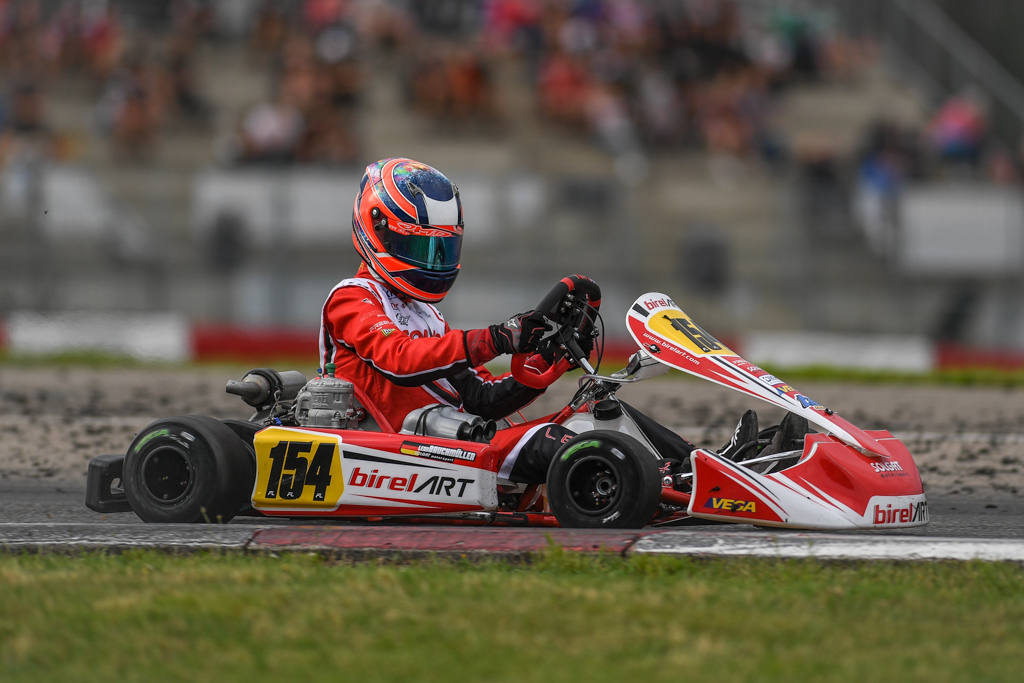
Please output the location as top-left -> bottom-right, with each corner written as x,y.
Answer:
124,416 -> 255,523
546,430 -> 662,529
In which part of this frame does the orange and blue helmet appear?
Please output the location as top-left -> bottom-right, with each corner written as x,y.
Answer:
352,158 -> 463,302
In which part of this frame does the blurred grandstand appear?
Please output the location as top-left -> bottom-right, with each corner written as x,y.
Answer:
2,0 -> 1024,370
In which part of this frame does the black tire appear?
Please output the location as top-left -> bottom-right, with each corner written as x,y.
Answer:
546,430 -> 662,529
124,416 -> 255,523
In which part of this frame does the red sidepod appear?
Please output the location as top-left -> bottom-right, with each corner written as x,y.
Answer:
688,452 -> 786,525
688,432 -> 925,529
257,428 -> 500,518
776,432 -> 923,509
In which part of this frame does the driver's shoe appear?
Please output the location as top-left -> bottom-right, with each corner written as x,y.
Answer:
718,409 -> 758,462
760,412 -> 810,458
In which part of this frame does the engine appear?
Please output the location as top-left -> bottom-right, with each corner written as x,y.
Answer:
293,374 -> 356,428
225,364 -> 360,428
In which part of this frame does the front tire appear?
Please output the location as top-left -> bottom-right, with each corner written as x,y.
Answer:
546,430 -> 662,529
124,416 -> 255,523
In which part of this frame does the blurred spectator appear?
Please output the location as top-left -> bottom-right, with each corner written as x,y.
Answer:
405,42 -> 496,127
0,0 -> 899,176
169,0 -> 214,46
315,22 -> 356,65
278,32 -> 319,111
479,0 -> 811,162
818,33 -> 876,82
227,3 -> 363,165
9,75 -> 45,133
111,68 -> 159,160
926,89 -> 988,166
407,48 -> 449,117
296,103 -> 357,164
638,68 -> 682,145
984,147 -> 1018,185
166,39 -> 210,125
239,96 -> 304,164
483,0 -> 543,53
304,0 -> 350,35
586,83 -> 635,155
798,133 -> 847,238
771,9 -> 818,79
95,55 -> 163,161
362,0 -> 414,53
322,57 -> 360,107
249,1 -> 289,59
537,50 -> 590,126
854,120 -> 917,254
447,49 -> 494,121
80,3 -> 123,82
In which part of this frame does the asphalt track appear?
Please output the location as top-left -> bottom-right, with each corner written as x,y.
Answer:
1,480 -> 1020,561
1,369 -> 1022,560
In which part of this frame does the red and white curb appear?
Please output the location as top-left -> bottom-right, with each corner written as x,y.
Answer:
0,524 -> 645,557
1,524 -> 1023,561
4,314 -> 1024,371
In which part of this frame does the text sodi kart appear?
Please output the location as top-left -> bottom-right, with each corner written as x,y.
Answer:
86,277 -> 928,530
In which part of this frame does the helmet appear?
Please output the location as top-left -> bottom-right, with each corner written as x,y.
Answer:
352,158 -> 463,302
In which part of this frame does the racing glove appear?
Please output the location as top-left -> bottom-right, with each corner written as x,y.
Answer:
489,310 -> 550,356
544,336 -> 593,370
529,314 -> 596,369
565,315 -> 596,368
575,326 -> 595,359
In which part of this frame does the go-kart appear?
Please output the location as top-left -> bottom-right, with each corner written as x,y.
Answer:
86,276 -> 928,530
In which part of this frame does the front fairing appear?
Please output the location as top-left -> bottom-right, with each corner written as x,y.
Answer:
686,432 -> 928,529
623,292 -> 928,529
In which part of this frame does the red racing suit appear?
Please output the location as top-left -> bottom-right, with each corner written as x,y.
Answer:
319,266 -> 566,480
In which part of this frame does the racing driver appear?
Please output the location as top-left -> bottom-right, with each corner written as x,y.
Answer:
320,158 -> 805,486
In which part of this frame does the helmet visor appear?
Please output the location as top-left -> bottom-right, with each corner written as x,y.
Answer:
398,265 -> 460,296
387,230 -> 462,271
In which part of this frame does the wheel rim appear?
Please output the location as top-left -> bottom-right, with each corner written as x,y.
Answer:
141,445 -> 193,503
566,455 -> 620,515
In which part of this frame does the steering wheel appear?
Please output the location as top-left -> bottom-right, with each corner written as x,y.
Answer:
511,275 -> 601,389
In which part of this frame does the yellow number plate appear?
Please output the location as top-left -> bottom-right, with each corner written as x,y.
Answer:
647,310 -> 733,357
252,427 -> 345,510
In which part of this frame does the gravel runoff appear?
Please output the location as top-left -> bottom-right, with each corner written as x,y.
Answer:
0,366 -> 1021,498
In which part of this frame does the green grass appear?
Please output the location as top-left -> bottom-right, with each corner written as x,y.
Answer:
0,350 -> 319,376
0,349 -> 164,369
1,551 -> 1022,682
755,363 -> 1024,388
4,349 -> 1024,387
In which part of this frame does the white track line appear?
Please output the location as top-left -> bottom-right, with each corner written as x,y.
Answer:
0,523 -> 260,549
631,530 -> 1024,561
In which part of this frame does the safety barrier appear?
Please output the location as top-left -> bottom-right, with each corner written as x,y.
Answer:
2,314 -> 1024,370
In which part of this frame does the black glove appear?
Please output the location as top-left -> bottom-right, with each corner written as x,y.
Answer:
579,311 -> 598,354
535,325 -> 595,368
490,310 -> 550,356
568,312 -> 596,364
576,333 -> 594,360
557,332 -> 594,370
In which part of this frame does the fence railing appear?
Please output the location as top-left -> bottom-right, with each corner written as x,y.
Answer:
837,0 -> 1024,147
